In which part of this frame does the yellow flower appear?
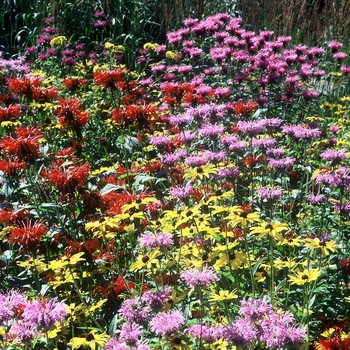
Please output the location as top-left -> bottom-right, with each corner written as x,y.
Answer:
249,221 -> 289,241
50,36 -> 67,46
278,235 -> 303,247
130,249 -> 162,271
183,164 -> 218,181
144,42 -> 160,50
104,42 -> 125,53
209,288 -> 238,302
304,237 -> 337,257
225,210 -> 261,229
214,249 -> 247,271
67,330 -> 109,349
288,267 -> 321,285
160,336 -> 191,350
166,50 -> 180,61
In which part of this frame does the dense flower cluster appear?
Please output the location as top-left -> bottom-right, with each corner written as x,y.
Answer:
0,9 -> 349,350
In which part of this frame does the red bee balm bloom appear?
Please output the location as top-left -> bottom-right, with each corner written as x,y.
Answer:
93,69 -> 125,90
44,163 -> 90,195
9,220 -> 48,251
55,97 -> 89,138
0,126 -> 44,162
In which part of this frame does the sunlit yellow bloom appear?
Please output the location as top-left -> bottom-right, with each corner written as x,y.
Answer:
214,249 -> 247,270
160,336 -> 190,350
255,271 -> 266,282
288,267 -> 321,285
144,42 -> 160,50
183,163 -> 218,181
1,121 -> 22,127
50,36 -> 67,46
209,288 -> 238,302
249,221 -> 289,241
122,196 -> 158,212
211,339 -> 231,349
104,42 -> 125,53
304,237 -> 337,257
273,258 -> 297,270
320,328 -> 335,338
278,235 -> 303,247
225,209 -> 261,229
130,249 -> 162,271
68,330 -> 109,350
166,50 -> 180,61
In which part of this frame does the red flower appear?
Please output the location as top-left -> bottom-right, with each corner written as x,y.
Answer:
63,77 -> 87,91
93,69 -> 125,90
9,220 -> 47,251
55,97 -> 89,138
315,327 -> 350,350
0,104 -> 21,122
0,158 -> 26,176
232,101 -> 258,117
7,76 -> 57,102
0,126 -> 44,162
43,162 -> 90,195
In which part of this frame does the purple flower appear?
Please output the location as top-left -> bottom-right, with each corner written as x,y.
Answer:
0,291 -> 26,323
266,147 -> 284,158
257,187 -> 283,200
139,231 -> 173,249
320,149 -> 347,163
237,120 -> 265,135
328,40 -> 343,53
252,137 -> 276,149
198,124 -> 224,138
217,167 -> 240,180
141,289 -> 172,311
341,65 -> 350,75
334,201 -> 350,213
22,298 -> 67,330
150,310 -> 185,336
178,65 -> 193,74
7,321 -> 36,344
186,323 -> 223,342
302,89 -> 319,101
119,297 -> 149,324
170,183 -> 194,199
180,266 -> 218,289
307,193 -> 326,205
117,322 -> 144,347
268,157 -> 295,169
333,52 -> 347,61
94,20 -> 107,27
150,135 -> 171,148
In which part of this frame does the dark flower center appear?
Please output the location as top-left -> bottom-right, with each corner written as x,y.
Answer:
196,166 -> 203,174
265,224 -> 273,230
173,337 -> 182,345
142,255 -> 150,263
85,333 -> 95,341
302,274 -> 309,280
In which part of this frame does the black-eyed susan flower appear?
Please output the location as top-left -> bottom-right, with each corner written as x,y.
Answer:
225,209 -> 261,229
249,220 -> 289,241
304,237 -> 337,257
67,330 -> 109,350
288,267 -> 321,285
183,163 -> 218,181
130,249 -> 162,272
208,288 -> 238,302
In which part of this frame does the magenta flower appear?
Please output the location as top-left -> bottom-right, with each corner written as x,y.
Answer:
180,266 -> 218,289
22,298 -> 67,330
320,149 -> 347,163
150,309 -> 185,336
139,231 -> 173,249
